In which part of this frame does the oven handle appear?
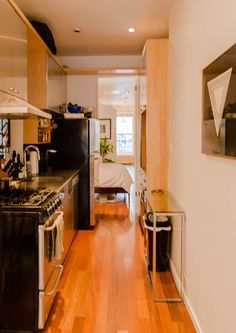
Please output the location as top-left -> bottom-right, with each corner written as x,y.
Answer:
45,264 -> 64,296
38,264 -> 64,329
44,211 -> 64,231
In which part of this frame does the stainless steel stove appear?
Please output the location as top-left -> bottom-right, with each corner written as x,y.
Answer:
0,186 -> 64,332
0,188 -> 53,207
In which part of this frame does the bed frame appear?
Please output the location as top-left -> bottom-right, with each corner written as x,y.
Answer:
95,187 -> 130,204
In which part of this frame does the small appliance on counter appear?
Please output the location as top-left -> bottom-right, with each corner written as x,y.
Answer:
24,145 -> 40,177
30,150 -> 39,175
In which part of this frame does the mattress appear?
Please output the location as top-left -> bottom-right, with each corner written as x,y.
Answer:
95,162 -> 133,193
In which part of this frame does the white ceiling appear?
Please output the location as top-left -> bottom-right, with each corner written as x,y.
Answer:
15,0 -> 173,56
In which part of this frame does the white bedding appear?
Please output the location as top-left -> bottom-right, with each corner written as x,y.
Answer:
95,162 -> 133,193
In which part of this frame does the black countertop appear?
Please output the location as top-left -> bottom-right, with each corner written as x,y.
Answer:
17,169 -> 79,192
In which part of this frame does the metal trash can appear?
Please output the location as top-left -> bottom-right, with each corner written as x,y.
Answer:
144,212 -> 172,272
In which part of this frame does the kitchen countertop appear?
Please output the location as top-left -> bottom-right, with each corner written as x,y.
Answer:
17,169 -> 79,192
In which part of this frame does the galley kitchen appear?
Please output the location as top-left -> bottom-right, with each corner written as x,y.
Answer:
0,0 -> 198,332
0,0 -> 100,331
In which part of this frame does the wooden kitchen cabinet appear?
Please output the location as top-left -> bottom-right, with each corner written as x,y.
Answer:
23,118 -> 51,144
24,27 -> 67,144
136,39 -> 168,218
0,0 -> 27,100
0,1 -> 66,145
142,39 -> 168,196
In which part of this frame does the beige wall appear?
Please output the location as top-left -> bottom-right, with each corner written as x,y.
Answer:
66,75 -> 98,117
169,1 -> 236,332
10,120 -> 23,159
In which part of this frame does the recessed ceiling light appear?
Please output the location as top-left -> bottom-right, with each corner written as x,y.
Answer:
128,27 -> 135,33
74,28 -> 81,33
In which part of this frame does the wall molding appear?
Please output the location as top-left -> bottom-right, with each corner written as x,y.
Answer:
170,259 -> 203,333
64,66 -> 140,76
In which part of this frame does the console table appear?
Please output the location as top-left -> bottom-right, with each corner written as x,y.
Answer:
146,190 -> 185,302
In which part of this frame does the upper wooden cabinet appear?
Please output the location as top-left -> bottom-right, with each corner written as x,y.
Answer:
24,28 -> 67,144
27,30 -> 67,112
140,39 -> 169,196
0,0 -> 27,100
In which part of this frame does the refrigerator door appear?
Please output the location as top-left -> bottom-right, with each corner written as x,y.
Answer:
51,118 -> 89,169
89,156 -> 95,227
89,119 -> 100,156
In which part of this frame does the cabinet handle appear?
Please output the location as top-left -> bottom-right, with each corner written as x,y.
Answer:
151,189 -> 165,195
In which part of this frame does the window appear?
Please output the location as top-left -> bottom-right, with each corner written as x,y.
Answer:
116,116 -> 133,155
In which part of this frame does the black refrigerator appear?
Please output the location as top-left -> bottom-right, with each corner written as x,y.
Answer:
50,117 -> 99,229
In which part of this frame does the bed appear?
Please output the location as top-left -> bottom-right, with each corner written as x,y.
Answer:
95,162 -> 133,202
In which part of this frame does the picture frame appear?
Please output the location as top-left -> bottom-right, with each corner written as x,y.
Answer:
99,118 -> 111,139
202,43 -> 236,158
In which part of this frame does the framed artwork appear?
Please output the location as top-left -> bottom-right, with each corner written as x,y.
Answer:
202,43 -> 236,158
99,118 -> 111,139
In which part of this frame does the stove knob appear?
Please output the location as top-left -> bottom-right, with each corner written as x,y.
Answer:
56,198 -> 61,208
51,203 -> 56,213
47,205 -> 52,216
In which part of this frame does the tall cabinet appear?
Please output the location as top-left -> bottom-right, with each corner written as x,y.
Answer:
24,29 -> 67,144
137,39 -> 168,220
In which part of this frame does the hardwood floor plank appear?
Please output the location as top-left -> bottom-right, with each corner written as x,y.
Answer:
43,191 -> 196,333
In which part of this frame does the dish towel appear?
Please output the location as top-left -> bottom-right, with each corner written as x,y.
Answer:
54,212 -> 64,260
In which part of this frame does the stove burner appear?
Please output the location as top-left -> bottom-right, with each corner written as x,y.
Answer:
0,188 -> 53,207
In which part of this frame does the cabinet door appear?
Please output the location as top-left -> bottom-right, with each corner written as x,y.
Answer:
24,30 -> 50,145
61,184 -> 70,262
140,48 -> 147,113
47,54 -> 67,112
72,174 -> 79,230
61,178 -> 77,263
0,0 -> 27,100
145,39 -> 168,194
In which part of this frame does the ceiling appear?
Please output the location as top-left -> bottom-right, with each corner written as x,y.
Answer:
15,0 -> 173,56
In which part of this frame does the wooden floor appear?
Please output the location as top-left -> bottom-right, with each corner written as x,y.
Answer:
43,192 -> 196,333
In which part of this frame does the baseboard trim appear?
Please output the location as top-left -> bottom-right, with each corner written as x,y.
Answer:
170,259 -> 203,333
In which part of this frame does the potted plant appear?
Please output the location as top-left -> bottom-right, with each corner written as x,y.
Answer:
100,137 -> 114,163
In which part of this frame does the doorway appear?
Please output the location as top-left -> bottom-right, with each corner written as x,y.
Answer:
98,76 -> 137,165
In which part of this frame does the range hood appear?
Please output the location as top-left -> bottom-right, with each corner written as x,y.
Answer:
0,90 -> 51,119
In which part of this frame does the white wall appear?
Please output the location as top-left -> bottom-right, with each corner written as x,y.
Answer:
61,55 -> 142,118
67,75 -> 98,117
98,103 -> 116,161
169,1 -> 236,332
10,120 -> 23,159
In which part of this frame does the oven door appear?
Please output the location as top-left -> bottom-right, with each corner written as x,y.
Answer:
38,211 -> 64,329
